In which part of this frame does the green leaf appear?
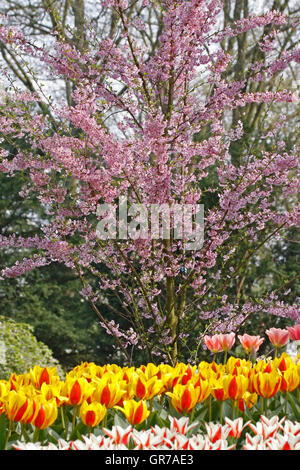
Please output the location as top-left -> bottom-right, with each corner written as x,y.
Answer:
286,392 -> 300,421
0,414 -> 8,450
113,411 -> 128,429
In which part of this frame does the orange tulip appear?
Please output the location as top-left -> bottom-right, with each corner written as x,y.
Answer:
286,324 -> 300,342
238,334 -> 264,355
266,328 -> 289,348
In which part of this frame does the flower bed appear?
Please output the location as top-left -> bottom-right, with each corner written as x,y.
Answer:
0,339 -> 299,450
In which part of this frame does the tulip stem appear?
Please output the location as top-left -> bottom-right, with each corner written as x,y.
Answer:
223,351 -> 228,365
103,412 -> 108,428
220,401 -> 223,425
284,392 -> 288,415
208,395 -> 212,422
4,420 -> 13,450
33,427 -> 40,443
260,397 -> 264,416
72,405 -> 78,432
60,406 -> 66,434
149,397 -> 153,414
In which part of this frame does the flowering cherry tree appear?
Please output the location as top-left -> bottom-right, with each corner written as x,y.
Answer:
0,0 -> 299,365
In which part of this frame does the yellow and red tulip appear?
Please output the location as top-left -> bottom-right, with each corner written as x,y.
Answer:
79,400 -> 107,427
166,383 -> 200,414
192,377 -> 211,403
32,397 -> 58,430
280,367 -> 300,393
3,390 -> 37,424
29,365 -> 60,389
223,374 -> 249,401
92,379 -> 127,408
114,399 -> 150,425
130,373 -> 164,400
62,377 -> 93,406
236,391 -> 258,412
252,371 -> 281,398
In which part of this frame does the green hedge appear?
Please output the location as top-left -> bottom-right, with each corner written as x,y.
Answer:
0,315 -> 63,380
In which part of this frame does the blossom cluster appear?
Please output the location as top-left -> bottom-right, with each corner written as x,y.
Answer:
13,415 -> 300,451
